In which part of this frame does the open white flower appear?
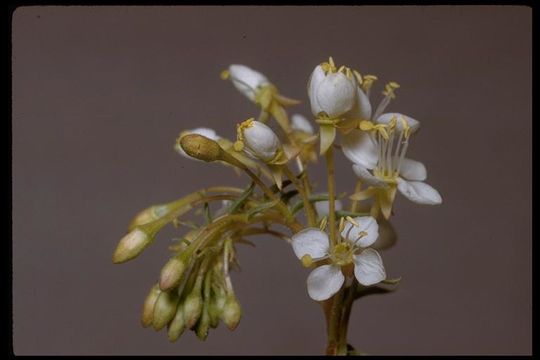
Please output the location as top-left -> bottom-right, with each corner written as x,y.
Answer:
291,216 -> 386,301
175,128 -> 220,159
343,113 -> 442,218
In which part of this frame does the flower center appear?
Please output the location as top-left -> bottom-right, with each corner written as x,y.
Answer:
330,242 -> 354,267
360,116 -> 412,182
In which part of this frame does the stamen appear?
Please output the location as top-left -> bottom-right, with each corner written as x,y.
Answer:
345,216 -> 359,226
362,75 -> 378,100
353,70 -> 363,85
319,216 -> 328,231
373,81 -> 400,121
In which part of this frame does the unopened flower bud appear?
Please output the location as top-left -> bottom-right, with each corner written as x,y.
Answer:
225,64 -> 270,102
112,228 -> 152,264
179,134 -> 223,162
141,284 -> 162,328
308,61 -> 356,118
128,205 -> 169,231
196,306 -> 210,341
159,256 -> 187,291
167,302 -> 186,342
221,294 -> 242,331
183,291 -> 203,329
236,119 -> 281,162
152,290 -> 179,331
175,128 -> 221,160
291,113 -> 315,135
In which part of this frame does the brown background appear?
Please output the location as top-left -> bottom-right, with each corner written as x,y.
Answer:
12,6 -> 531,355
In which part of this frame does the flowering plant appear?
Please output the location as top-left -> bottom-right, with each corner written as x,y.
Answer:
112,58 -> 442,355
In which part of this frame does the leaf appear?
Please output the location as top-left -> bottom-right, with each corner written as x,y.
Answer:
246,198 -> 281,220
226,182 -> 255,214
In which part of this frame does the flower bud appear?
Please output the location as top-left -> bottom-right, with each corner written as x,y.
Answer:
195,306 -> 210,341
152,290 -> 179,331
175,128 -> 221,159
112,228 -> 152,264
221,294 -> 242,331
167,302 -> 186,342
179,134 -> 223,162
236,119 -> 281,162
225,64 -> 270,102
159,256 -> 187,291
183,290 -> 203,329
308,63 -> 356,118
291,113 -> 315,135
208,288 -> 227,328
128,205 -> 169,231
141,284 -> 162,328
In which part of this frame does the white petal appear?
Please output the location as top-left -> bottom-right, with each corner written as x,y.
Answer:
397,178 -> 442,205
308,65 -> 326,116
307,265 -> 344,301
291,114 -> 315,135
291,228 -> 330,260
243,121 -> 280,162
315,72 -> 356,118
345,86 -> 372,120
352,164 -> 388,188
397,158 -> 427,181
377,113 -> 420,134
353,249 -> 386,286
314,199 -> 343,217
341,130 -> 379,169
229,64 -> 270,101
341,216 -> 379,248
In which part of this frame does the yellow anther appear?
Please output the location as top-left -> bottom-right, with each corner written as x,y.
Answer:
236,118 -> 255,140
233,140 -> 244,152
388,115 -> 398,131
353,70 -> 363,85
355,231 -> 368,240
382,81 -> 400,99
319,216 -> 328,231
363,75 -> 378,82
301,254 -> 314,267
329,56 -> 335,69
337,65 -> 345,73
345,216 -> 359,227
338,217 -> 345,233
378,126 -> 390,140
220,70 -> 230,80
359,120 -> 374,131
399,116 -> 411,138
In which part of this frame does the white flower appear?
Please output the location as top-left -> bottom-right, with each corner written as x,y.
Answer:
291,114 -> 315,135
343,113 -> 442,218
226,64 -> 270,102
236,119 -> 281,162
314,199 -> 343,217
175,127 -> 220,159
308,63 -> 356,118
291,216 -> 386,301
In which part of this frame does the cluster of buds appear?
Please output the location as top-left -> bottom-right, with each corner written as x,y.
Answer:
142,237 -> 241,342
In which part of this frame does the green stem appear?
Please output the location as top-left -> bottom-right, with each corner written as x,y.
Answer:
282,166 -> 317,227
325,146 -> 338,247
325,289 -> 344,355
337,283 -> 357,355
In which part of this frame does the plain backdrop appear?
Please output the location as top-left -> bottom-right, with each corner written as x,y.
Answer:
12,5 -> 531,355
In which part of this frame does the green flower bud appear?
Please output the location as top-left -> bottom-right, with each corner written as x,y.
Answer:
208,288 -> 226,328
179,134 -> 223,163
141,284 -> 161,328
128,205 -> 169,232
112,228 -> 152,264
221,294 -> 242,331
167,302 -> 186,342
183,290 -> 203,329
159,256 -> 187,291
196,305 -> 210,341
152,290 -> 179,331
